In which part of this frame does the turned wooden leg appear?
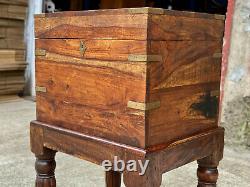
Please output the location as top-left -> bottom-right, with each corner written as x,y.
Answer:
197,130 -> 224,187
197,165 -> 218,187
197,155 -> 220,187
35,148 -> 56,187
106,170 -> 121,187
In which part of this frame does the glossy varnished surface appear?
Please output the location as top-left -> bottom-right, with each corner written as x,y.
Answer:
35,57 -> 147,147
30,121 -> 224,187
35,7 -> 224,41
146,40 -> 222,146
35,8 -> 225,148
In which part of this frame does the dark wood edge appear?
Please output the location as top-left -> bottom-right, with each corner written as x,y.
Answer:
30,120 -> 224,174
30,120 -> 146,165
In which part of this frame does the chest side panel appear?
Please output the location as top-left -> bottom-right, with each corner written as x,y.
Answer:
146,40 -> 223,147
35,39 -> 148,148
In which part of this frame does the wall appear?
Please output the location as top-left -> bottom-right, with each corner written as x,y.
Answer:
221,0 -> 250,148
24,0 -> 43,96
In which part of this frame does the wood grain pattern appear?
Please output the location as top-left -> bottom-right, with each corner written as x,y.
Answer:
148,14 -> 225,41
123,159 -> 162,187
32,8 -> 225,186
36,39 -> 147,62
105,171 -> 121,187
148,41 -> 222,90
35,7 -> 224,41
35,14 -> 148,40
35,148 -> 56,187
36,54 -> 147,147
35,8 -> 224,148
30,121 -> 224,187
155,127 -> 224,173
146,40 -> 222,146
147,84 -> 219,146
30,121 -> 224,165
31,121 -> 146,165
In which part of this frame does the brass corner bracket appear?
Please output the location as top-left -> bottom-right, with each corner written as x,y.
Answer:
36,86 -> 47,93
35,49 -> 46,56
127,100 -> 160,111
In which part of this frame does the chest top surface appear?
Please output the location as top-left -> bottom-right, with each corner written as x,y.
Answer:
35,7 -> 225,41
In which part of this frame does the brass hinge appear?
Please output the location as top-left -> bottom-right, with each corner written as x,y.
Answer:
35,49 -> 46,56
128,55 -> 162,62
35,86 -> 47,93
127,101 -> 160,111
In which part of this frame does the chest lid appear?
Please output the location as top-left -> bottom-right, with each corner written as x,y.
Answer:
35,7 -> 225,41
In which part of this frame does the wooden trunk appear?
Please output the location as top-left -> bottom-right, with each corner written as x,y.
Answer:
35,7 -> 225,149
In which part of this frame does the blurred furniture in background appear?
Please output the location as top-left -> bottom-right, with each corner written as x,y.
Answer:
0,0 -> 28,98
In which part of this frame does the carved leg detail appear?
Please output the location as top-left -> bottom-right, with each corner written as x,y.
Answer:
197,156 -> 220,187
105,170 -> 121,187
197,131 -> 224,187
197,165 -> 218,187
35,148 -> 56,187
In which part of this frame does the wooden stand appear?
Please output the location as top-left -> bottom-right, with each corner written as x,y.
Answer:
30,121 -> 224,187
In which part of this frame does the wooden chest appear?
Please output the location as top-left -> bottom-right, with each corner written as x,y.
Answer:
35,7 -> 225,149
